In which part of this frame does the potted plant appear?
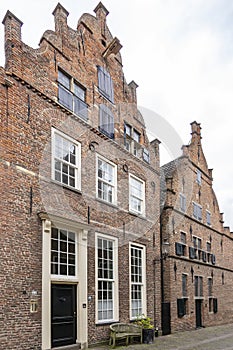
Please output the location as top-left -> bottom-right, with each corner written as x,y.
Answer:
135,315 -> 155,344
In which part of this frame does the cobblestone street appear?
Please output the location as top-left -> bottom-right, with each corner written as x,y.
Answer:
89,323 -> 233,350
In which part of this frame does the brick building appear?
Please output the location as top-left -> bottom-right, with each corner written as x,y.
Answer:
161,121 -> 233,334
0,2 -> 161,349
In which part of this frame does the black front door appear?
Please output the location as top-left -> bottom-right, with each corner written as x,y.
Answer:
51,284 -> 77,348
195,299 -> 202,328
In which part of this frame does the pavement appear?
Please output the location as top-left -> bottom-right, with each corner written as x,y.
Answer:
88,323 -> 233,350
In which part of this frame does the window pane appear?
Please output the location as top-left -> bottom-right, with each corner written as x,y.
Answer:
74,83 -> 85,101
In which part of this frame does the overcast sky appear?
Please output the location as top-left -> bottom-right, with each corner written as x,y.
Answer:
0,0 -> 232,229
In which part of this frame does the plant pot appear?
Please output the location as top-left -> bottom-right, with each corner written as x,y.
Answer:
142,328 -> 155,344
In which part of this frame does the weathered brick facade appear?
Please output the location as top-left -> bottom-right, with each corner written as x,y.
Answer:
0,3 -> 161,349
161,121 -> 233,334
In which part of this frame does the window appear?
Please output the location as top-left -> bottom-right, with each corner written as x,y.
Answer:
124,123 -> 141,157
142,148 -> 150,163
208,278 -> 213,312
182,274 -> 187,297
206,211 -> 211,226
97,156 -> 117,204
97,66 -> 114,102
58,69 -> 88,120
129,174 -> 145,215
193,236 -> 202,249
206,242 -> 211,252
193,202 -> 202,221
52,128 -> 81,190
99,104 -> 114,139
197,170 -> 202,185
194,276 -> 203,297
180,194 -> 186,212
130,244 -> 146,319
96,235 -> 118,322
51,228 -> 76,277
175,242 -> 186,256
180,232 -> 186,244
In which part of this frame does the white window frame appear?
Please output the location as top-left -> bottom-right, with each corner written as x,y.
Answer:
51,227 -> 78,280
129,174 -> 145,216
96,154 -> 117,205
129,243 -> 146,320
95,233 -> 119,323
51,128 -> 81,191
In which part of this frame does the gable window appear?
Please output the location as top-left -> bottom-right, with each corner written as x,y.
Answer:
58,69 -> 88,120
124,123 -> 141,157
97,155 -> 117,204
97,66 -> 114,102
99,104 -> 114,139
129,174 -> 145,215
206,211 -> 211,226
52,128 -> 81,190
142,148 -> 150,163
51,228 -> 76,277
196,170 -> 202,185
194,276 -> 203,297
96,234 -> 118,322
180,194 -> 186,212
193,202 -> 202,221
130,243 -> 146,319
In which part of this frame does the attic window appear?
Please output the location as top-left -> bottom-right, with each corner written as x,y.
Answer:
101,39 -> 106,47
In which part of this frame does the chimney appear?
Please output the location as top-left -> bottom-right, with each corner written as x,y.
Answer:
2,11 -> 23,71
94,2 -> 109,36
128,80 -> 138,104
190,121 -> 202,143
52,3 -> 69,33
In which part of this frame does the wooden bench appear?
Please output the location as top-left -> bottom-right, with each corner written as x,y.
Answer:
109,323 -> 142,348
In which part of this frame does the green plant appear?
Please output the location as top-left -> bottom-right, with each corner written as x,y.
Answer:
135,314 -> 154,329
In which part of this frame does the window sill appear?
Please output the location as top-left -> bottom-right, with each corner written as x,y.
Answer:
96,320 -> 119,326
128,210 -> 146,220
51,180 -> 82,195
95,197 -> 118,209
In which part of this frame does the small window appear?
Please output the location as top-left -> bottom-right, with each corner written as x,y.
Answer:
52,128 -> 81,190
129,174 -> 145,215
58,69 -> 88,120
97,155 -> 117,204
197,170 -> 202,185
99,104 -> 114,139
180,232 -> 186,244
142,148 -> 150,163
180,194 -> 186,212
193,202 -> 202,221
97,66 -> 114,102
182,274 -> 188,297
206,211 -> 211,226
206,242 -> 211,252
175,242 -> 186,256
194,276 -> 203,297
193,236 -> 202,249
124,123 -> 141,157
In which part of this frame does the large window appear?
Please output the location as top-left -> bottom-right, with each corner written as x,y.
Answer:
96,235 -> 118,322
130,244 -> 146,319
97,156 -> 117,204
52,128 -> 81,190
129,174 -> 145,215
97,66 -> 114,102
99,104 -> 114,139
58,69 -> 88,120
51,227 -> 76,277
